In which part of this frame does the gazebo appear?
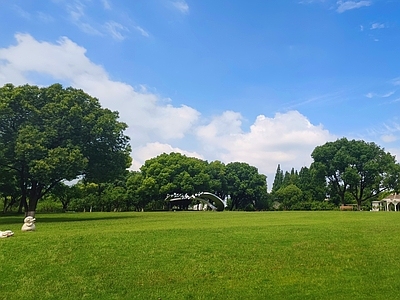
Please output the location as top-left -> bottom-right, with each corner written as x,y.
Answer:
371,193 -> 400,211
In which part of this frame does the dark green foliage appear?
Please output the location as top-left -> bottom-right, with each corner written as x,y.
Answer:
0,83 -> 131,214
274,184 -> 303,210
311,137 -> 400,210
206,160 -> 228,199
271,164 -> 284,193
225,162 -> 268,210
139,152 -> 211,199
297,166 -> 327,202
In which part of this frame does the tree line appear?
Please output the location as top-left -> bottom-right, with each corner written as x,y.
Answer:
1,84 -> 399,214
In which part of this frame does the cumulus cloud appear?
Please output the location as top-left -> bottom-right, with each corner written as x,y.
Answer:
0,33 -> 200,146
197,111 -> 335,180
388,147 -> 400,163
336,1 -> 371,13
131,142 -> 204,170
0,33 -> 336,186
381,134 -> 398,143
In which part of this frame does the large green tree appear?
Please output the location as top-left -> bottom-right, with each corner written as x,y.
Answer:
271,164 -> 284,194
275,184 -> 303,210
0,83 -> 131,216
297,166 -> 327,202
225,162 -> 268,210
206,160 -> 228,200
139,152 -> 210,201
311,138 -> 400,210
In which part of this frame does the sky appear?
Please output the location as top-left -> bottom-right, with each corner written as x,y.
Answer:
0,0 -> 399,188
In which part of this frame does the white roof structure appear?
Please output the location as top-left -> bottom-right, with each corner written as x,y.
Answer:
372,193 -> 400,211
166,192 -> 225,211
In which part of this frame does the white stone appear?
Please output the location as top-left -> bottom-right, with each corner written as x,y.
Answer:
0,230 -> 14,238
21,216 -> 36,232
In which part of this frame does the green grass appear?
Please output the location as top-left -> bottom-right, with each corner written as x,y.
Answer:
1,211 -> 400,299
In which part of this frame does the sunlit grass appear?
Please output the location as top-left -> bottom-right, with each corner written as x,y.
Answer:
1,211 -> 399,299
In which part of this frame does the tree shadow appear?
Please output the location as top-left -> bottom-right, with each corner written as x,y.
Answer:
0,213 -> 137,226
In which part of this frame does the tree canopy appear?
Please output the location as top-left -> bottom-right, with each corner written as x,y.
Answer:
0,83 -> 131,215
3,86 -> 399,215
225,162 -> 268,210
311,138 -> 400,210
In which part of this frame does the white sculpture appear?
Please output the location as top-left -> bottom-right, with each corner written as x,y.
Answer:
21,216 -> 36,232
0,230 -> 14,238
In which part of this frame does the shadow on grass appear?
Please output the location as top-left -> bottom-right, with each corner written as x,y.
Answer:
0,213 -> 138,226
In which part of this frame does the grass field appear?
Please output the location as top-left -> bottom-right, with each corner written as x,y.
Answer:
1,211 -> 400,299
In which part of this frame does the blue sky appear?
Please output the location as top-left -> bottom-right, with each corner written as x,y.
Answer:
0,0 -> 399,188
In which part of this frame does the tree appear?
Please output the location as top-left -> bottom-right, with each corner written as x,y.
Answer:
271,164 -> 284,193
0,83 -> 131,216
275,184 -> 303,210
206,160 -> 228,200
297,166 -> 327,202
140,153 -> 210,201
225,162 -> 268,210
50,182 -> 80,212
311,138 -> 400,210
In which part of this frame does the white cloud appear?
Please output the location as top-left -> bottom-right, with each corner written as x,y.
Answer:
388,147 -> 400,163
131,142 -> 204,171
366,92 -> 374,98
370,22 -> 385,30
392,77 -> 400,86
382,91 -> 395,98
104,21 -> 129,40
390,98 -> 400,103
13,5 -> 31,19
64,1 -> 103,36
298,0 -> 327,4
381,134 -> 398,143
0,33 -> 337,187
196,111 -> 335,181
171,0 -> 189,14
66,1 -> 86,22
134,26 -> 150,37
366,91 -> 395,98
336,1 -> 371,13
0,33 -> 200,147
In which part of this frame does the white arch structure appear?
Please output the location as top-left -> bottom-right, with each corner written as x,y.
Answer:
166,192 -> 225,211
371,193 -> 400,211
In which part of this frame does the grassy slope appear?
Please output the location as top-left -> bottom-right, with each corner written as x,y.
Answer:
1,211 -> 399,300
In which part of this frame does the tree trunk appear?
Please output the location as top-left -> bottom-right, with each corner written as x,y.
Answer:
3,196 -> 8,213
357,200 -> 362,211
18,197 -> 28,214
25,181 -> 43,217
25,210 -> 36,217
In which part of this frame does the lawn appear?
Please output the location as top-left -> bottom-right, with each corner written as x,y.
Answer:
1,211 -> 399,299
